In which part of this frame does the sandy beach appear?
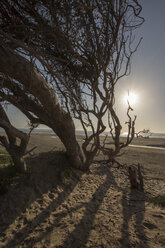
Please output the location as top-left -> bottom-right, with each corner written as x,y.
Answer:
0,134 -> 165,248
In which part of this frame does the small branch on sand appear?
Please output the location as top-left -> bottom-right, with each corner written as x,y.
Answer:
24,146 -> 37,156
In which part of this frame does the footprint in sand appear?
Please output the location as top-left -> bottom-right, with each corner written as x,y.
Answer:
152,214 -> 164,218
143,222 -> 157,230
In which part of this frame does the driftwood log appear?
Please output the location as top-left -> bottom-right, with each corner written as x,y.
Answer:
128,163 -> 144,190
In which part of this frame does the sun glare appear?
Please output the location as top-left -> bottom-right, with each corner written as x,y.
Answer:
123,92 -> 138,106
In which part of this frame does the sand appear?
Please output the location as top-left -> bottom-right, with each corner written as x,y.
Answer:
0,134 -> 165,248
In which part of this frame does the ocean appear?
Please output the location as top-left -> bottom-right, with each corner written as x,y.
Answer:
7,129 -> 165,138
0,128 -> 165,138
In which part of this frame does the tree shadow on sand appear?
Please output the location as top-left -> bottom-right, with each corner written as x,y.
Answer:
3,163 -> 119,248
1,157 -> 150,248
120,188 -> 149,248
0,151 -> 81,247
55,165 -> 119,248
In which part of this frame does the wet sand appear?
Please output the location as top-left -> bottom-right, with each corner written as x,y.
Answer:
0,134 -> 165,248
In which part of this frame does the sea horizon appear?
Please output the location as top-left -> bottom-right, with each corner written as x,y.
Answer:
1,128 -> 164,139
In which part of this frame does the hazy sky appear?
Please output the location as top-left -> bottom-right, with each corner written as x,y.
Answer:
5,0 -> 165,133
116,0 -> 165,133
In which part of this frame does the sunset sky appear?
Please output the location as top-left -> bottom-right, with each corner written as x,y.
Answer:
6,0 -> 165,133
116,0 -> 165,133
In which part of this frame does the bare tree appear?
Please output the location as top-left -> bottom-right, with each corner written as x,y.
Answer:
0,0 -> 144,169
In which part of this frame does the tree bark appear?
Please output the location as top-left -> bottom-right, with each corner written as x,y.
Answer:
0,46 -> 85,169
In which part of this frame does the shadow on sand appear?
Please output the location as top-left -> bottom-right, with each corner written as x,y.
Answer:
55,165 -> 119,248
0,152 -> 81,247
120,188 -> 149,248
0,155 -> 150,248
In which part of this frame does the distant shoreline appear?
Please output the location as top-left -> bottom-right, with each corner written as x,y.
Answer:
129,144 -> 165,150
0,129 -> 165,139
0,132 -> 165,155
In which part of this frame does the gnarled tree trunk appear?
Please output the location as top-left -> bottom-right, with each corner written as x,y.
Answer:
0,46 -> 85,170
0,104 -> 28,172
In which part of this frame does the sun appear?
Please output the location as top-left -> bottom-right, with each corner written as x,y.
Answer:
123,91 -> 138,106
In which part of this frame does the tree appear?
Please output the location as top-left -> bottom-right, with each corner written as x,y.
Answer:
0,0 -> 144,170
